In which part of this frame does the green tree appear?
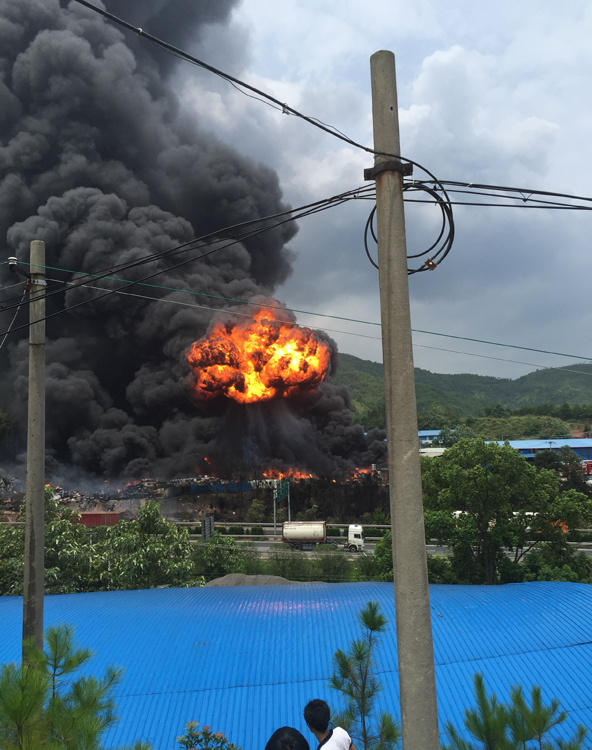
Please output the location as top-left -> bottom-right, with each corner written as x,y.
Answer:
0,523 -> 24,596
520,539 -> 592,583
443,673 -> 587,750
432,424 -> 477,447
193,532 -> 246,580
534,447 -> 592,497
366,531 -> 394,582
422,439 -> 592,585
0,624 -> 124,750
246,499 -> 267,523
91,500 -> 198,590
44,497 -> 92,595
483,403 -> 510,418
329,601 -> 400,750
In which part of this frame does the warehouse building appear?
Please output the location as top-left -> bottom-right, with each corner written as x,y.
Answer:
1,582 -> 592,749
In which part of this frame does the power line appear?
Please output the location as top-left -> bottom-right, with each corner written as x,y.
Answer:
0,186 -> 370,316
0,288 -> 26,351
5,241 -> 592,368
68,0 -> 391,159
68,0 -> 456,256
37,266 -> 592,375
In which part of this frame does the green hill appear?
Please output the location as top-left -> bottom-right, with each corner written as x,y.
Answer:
332,354 -> 592,430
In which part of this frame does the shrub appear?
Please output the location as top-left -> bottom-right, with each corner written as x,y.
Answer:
313,547 -> 352,583
249,525 -> 265,536
246,499 -> 267,523
363,527 -> 386,538
240,542 -> 265,576
265,544 -> 314,581
327,526 -> 342,537
193,532 -> 246,580
177,721 -> 241,750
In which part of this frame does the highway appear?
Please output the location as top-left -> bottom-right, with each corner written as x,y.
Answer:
234,537 -> 592,559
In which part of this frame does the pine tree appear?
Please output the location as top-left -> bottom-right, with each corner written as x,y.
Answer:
329,601 -> 400,750
0,624 -> 132,750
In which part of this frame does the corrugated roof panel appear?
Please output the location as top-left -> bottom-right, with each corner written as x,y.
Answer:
2,582 -> 592,749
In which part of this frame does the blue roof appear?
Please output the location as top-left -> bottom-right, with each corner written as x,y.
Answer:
497,439 -> 592,450
2,582 -> 592,749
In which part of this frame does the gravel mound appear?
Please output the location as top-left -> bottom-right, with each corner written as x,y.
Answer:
205,573 -> 300,587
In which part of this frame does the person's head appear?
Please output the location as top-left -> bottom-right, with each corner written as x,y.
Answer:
265,727 -> 310,750
303,699 -> 330,733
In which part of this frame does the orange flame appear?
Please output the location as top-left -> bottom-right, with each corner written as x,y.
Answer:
346,467 -> 374,481
185,299 -> 331,404
262,468 -> 316,479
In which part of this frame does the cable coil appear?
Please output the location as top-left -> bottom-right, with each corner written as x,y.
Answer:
364,180 -> 455,274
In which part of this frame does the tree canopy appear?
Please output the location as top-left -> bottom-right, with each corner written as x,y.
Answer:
422,439 -> 592,584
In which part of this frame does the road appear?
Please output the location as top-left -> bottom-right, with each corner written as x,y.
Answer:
238,538 -> 592,559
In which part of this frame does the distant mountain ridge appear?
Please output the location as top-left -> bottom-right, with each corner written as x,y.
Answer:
332,353 -> 592,428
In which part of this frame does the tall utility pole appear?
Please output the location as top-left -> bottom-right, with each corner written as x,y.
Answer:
22,239 -> 46,652
369,51 -> 440,750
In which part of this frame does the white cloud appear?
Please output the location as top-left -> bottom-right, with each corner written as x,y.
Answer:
185,0 -> 592,378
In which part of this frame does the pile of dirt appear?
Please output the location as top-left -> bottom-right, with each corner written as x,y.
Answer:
205,574 -> 302,587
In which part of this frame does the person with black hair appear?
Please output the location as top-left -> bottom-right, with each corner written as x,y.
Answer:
303,699 -> 356,750
265,726 -> 310,750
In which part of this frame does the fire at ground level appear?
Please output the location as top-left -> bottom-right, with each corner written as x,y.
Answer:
0,469 -> 390,526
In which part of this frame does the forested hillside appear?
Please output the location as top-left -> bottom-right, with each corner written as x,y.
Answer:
333,354 -> 592,430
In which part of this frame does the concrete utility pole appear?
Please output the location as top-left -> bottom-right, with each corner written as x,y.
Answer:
22,239 -> 46,653
369,51 -> 440,750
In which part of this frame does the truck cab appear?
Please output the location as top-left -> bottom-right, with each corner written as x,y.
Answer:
347,524 -> 364,552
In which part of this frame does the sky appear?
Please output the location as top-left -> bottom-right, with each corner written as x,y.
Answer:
171,0 -> 592,380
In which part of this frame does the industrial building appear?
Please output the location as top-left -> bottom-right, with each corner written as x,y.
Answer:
1,582 -> 592,749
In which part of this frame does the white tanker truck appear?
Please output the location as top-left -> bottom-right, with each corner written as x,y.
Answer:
281,521 -> 365,552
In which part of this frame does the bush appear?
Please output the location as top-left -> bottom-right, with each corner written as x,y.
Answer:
240,542 -> 265,576
193,532 -> 246,580
230,526 -> 245,537
265,544 -> 315,581
246,499 -> 267,523
313,547 -> 352,583
249,525 -> 265,536
353,553 -> 382,582
327,526 -> 342,537
177,721 -> 241,750
363,527 -> 386,538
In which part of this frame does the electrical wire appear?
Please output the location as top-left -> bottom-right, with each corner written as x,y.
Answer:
44,273 -> 592,378
69,0 -> 456,271
0,186 -> 371,318
364,181 -> 454,273
68,0 -> 387,158
0,288 -> 27,351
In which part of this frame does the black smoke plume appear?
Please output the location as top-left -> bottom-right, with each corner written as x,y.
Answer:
0,0 -> 386,480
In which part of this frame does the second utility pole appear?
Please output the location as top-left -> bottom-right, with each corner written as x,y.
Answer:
369,51 -> 440,750
22,239 -> 46,653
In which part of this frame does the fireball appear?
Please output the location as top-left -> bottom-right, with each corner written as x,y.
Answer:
185,300 -> 331,404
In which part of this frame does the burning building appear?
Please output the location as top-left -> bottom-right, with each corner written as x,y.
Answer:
0,0 -> 386,481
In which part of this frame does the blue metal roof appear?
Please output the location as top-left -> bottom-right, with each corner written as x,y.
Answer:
419,430 -> 441,438
2,582 -> 592,749
497,439 -> 592,450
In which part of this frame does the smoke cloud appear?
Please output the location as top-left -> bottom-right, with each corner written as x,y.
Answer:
0,0 -> 386,480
